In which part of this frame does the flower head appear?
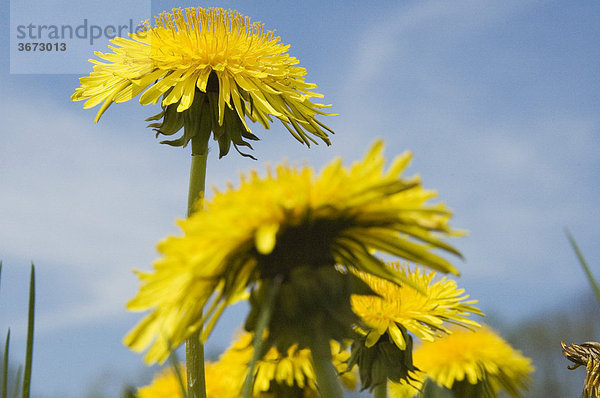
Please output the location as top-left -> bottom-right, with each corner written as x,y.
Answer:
218,331 -> 356,397
348,262 -> 481,391
562,340 -> 600,397
136,332 -> 355,398
137,362 -> 246,398
137,365 -> 185,398
72,7 -> 333,157
393,326 -> 534,398
124,140 -> 463,363
351,262 -> 482,350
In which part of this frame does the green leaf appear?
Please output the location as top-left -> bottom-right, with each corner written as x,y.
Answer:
566,229 -> 600,306
22,264 -> 34,398
3,330 -> 9,398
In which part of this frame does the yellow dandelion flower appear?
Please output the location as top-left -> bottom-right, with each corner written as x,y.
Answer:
124,140 -> 463,363
399,326 -> 534,397
72,7 -> 334,158
137,362 -> 244,398
218,331 -> 356,397
137,332 -> 355,398
351,262 -> 482,350
137,365 -> 185,398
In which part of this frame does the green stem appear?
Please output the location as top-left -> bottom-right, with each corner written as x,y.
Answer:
373,381 -> 388,398
186,136 -> 209,398
309,332 -> 343,398
187,139 -> 209,216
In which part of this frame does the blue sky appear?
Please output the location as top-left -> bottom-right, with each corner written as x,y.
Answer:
1,1 -> 599,396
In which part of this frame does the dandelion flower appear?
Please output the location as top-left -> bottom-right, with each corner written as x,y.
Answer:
124,140 -> 463,363
348,262 -> 481,390
562,340 -> 600,398
218,331 -> 356,397
351,262 -> 482,350
72,7 -> 333,158
137,365 -> 186,398
393,326 -> 534,398
137,362 -> 243,398
137,332 -> 355,398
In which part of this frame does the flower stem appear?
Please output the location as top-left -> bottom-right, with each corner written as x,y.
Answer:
187,139 -> 209,216
186,135 -> 209,398
309,330 -> 343,398
373,382 -> 388,398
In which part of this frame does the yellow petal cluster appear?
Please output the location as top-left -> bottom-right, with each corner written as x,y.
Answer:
136,332 -> 354,398
351,262 -> 482,350
72,7 -> 333,148
388,378 -> 420,398
137,362 -> 246,398
389,326 -> 534,398
218,331 -> 355,397
124,140 -> 462,363
137,365 -> 185,398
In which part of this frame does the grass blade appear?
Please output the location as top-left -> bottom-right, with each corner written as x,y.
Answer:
11,367 -> 21,398
2,330 -> 9,398
566,230 -> 600,306
22,265 -> 34,398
